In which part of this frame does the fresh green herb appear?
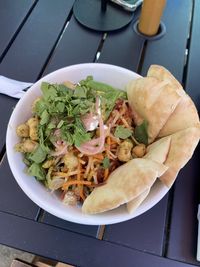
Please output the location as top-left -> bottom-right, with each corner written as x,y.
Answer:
102,157 -> 110,169
134,120 -> 148,145
74,86 -> 87,98
47,122 -> 56,130
114,125 -> 132,139
38,126 -> 51,153
28,163 -> 46,181
41,82 -> 57,101
82,79 -> 127,120
40,110 -> 49,125
56,102 -> 65,113
57,120 -> 64,128
29,145 -> 47,163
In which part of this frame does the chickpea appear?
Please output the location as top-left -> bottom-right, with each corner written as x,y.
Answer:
27,117 -> 39,141
132,144 -> 146,158
62,152 -> 78,171
42,159 -> 54,169
15,139 -> 38,153
16,124 -> 29,137
117,140 -> 133,162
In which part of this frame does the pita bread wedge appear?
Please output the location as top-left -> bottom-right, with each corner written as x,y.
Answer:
147,65 -> 184,94
144,136 -> 171,163
127,77 -> 181,143
127,188 -> 150,214
160,125 -> 200,187
82,158 -> 168,214
147,65 -> 199,137
126,137 -> 171,213
126,136 -> 171,213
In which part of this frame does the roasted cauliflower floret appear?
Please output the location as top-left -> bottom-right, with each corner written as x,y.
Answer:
117,140 -> 133,162
63,190 -> 78,205
16,124 -> 29,137
27,117 -> 39,141
62,152 -> 78,171
15,139 -> 38,153
132,144 -> 146,158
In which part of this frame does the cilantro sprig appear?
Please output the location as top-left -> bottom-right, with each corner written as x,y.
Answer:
34,77 -> 127,152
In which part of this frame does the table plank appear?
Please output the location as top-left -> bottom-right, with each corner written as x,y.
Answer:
0,155 -> 39,219
167,0 -> 200,265
0,0 -> 35,61
184,0 -> 200,107
43,16 -> 103,75
103,194 -> 169,255
141,0 -> 192,82
166,149 -> 200,266
0,0 -> 75,153
0,0 -> 75,81
0,211 -> 199,267
97,12 -> 144,71
41,212 -> 99,238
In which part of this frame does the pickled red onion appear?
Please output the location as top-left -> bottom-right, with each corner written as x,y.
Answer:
76,115 -> 105,155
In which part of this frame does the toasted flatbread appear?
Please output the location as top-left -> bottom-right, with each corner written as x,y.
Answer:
126,136 -> 171,214
147,65 -> 183,94
82,158 -> 168,214
147,65 -> 199,137
127,77 -> 181,143
159,126 -> 200,187
144,136 -> 171,163
127,188 -> 150,214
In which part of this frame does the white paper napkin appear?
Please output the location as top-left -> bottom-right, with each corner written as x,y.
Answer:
0,76 -> 33,99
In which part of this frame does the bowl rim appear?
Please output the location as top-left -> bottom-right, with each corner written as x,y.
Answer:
6,63 -> 169,225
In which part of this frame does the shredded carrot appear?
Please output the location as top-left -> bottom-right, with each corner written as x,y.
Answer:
84,156 -> 92,178
107,136 -> 111,146
79,159 -> 86,165
107,150 -> 117,159
93,153 -> 104,160
62,180 -> 92,190
111,111 -> 120,126
77,161 -> 81,181
120,116 -> 132,129
77,160 -> 85,201
104,168 -> 109,180
109,133 -> 121,144
53,171 -> 78,177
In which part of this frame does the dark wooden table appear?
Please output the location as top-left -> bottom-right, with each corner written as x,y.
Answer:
0,0 -> 200,266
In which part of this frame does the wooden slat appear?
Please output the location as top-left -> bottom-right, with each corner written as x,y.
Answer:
184,0 -> 200,107
166,149 -> 200,266
0,155 -> 39,219
42,212 -> 99,238
103,195 -> 169,255
43,16 -> 103,75
0,0 -> 75,220
0,0 -> 75,81
167,1 -> 200,265
141,0 -> 192,82
98,9 -> 144,71
0,0 -> 35,60
0,211 -> 199,267
0,0 -> 75,153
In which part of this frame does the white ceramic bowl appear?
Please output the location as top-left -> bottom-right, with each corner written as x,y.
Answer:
6,63 -> 169,225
